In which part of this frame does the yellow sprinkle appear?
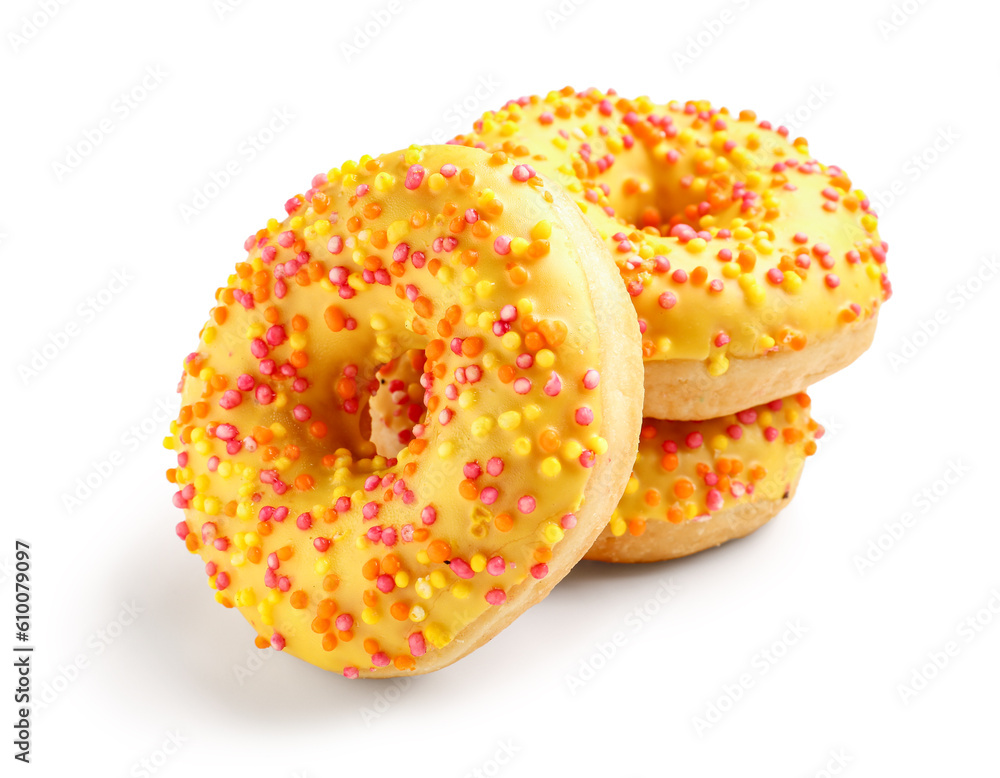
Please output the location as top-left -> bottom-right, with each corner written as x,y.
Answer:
562,440 -> 583,460
424,623 -> 452,648
501,331 -> 521,350
471,416 -> 495,437
475,280 -> 495,299
459,390 -> 476,409
514,437 -> 531,456
313,219 -> 331,235
202,326 -> 216,345
686,238 -> 708,253
510,237 -> 529,256
394,571 -> 410,588
531,220 -> 552,240
452,582 -> 472,599
289,333 -> 307,351
542,523 -> 564,544
588,435 -> 608,455
429,570 -> 447,589
370,313 -> 389,331
409,605 -> 427,622
387,219 -> 410,242
523,404 -> 541,420
203,496 -> 220,515
470,554 -> 487,573
361,607 -> 380,625
416,550 -> 430,565
535,349 -> 555,368
235,588 -> 256,607
315,559 -> 330,575
498,411 -> 521,430
374,172 -> 395,192
609,516 -> 627,537
540,457 -> 562,477
708,355 -> 729,376
428,173 -> 447,193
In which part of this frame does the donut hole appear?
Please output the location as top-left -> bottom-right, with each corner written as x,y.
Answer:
367,350 -> 427,459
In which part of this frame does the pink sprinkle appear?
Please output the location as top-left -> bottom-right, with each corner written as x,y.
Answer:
215,423 -> 238,441
376,574 -> 395,593
270,632 -> 286,651
219,390 -> 242,409
714,333 -> 730,348
175,522 -> 190,539
494,235 -> 512,255
408,632 -> 426,657
513,377 -> 532,395
736,409 -> 757,424
362,501 -> 379,520
371,652 -> 390,667
512,164 -> 532,182
215,572 -> 230,590
335,614 -> 354,632
277,231 -> 295,248
485,589 -> 507,606
343,666 -> 358,678
561,513 -> 577,529
575,407 -> 594,426
706,489 -> 724,512
335,496 -> 351,513
449,558 -> 474,579
766,268 -> 784,285
658,291 -> 677,309
544,373 -> 563,397
293,404 -> 311,422
440,164 -> 457,177
405,164 -> 425,190
296,512 -> 312,530
686,432 -> 703,449
463,462 -> 482,479
583,369 -> 600,390
420,505 -> 437,525
530,563 -> 548,579
314,537 -> 331,552
265,325 -> 287,346
327,236 -> 344,254
486,556 -> 505,576
480,487 -> 498,505
487,457 -> 504,477
825,273 -> 840,288
764,427 -> 779,442
517,495 -> 536,514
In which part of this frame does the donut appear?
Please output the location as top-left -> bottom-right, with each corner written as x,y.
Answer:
370,354 -> 820,563
164,144 -> 643,677
587,393 -> 821,563
452,88 -> 891,419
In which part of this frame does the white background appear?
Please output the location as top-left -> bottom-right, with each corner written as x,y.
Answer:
4,0 -> 999,775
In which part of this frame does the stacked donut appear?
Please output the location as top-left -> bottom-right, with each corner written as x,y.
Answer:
451,87 -> 888,563
164,88 -> 888,677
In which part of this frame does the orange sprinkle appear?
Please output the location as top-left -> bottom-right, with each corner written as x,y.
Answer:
494,513 -> 514,532
673,478 -> 694,499
362,558 -> 380,580
427,540 -> 451,564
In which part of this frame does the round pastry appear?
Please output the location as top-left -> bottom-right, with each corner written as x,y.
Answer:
165,144 -> 643,677
452,87 -> 890,419
588,393 -> 820,562
369,356 -> 819,563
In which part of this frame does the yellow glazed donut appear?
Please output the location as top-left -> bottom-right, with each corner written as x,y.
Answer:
452,88 -> 891,419
587,393 -> 821,563
370,355 -> 819,563
165,145 -> 643,677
